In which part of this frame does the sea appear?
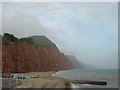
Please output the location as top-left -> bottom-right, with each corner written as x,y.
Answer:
52,69 -> 119,89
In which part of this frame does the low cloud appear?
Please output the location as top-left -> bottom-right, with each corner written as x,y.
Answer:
2,2 -> 118,69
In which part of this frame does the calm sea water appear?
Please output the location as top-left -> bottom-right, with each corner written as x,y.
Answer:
52,69 -> 118,88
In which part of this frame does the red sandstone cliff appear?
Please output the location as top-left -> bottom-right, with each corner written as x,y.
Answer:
2,44 -> 73,73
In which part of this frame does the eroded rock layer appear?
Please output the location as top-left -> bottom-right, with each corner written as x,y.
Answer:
2,44 -> 73,73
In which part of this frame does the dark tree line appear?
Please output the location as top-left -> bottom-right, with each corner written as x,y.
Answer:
1,33 -> 54,47
2,33 -> 34,45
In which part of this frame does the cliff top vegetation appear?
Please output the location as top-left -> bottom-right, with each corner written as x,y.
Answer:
2,33 -> 55,47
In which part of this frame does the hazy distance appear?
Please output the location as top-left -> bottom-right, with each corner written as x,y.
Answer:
1,2 -> 118,69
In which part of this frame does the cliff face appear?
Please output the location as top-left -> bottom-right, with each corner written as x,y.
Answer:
67,55 -> 84,69
2,44 -> 73,73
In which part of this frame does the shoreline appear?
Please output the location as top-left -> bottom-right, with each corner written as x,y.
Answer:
13,71 -> 107,88
15,71 -> 68,88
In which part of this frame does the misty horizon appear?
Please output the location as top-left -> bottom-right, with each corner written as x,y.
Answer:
1,2 -> 118,69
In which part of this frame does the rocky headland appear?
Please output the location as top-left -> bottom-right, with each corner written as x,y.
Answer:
2,33 -> 74,73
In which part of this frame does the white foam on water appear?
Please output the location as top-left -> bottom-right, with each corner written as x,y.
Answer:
70,83 -> 80,88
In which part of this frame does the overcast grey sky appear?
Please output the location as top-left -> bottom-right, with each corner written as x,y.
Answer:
1,2 -> 118,69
